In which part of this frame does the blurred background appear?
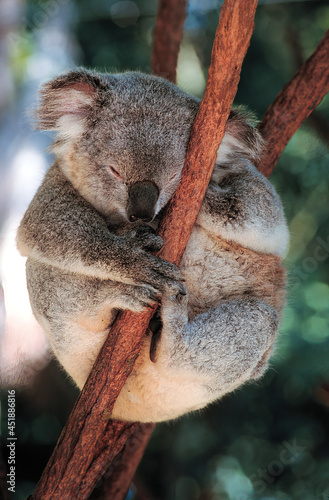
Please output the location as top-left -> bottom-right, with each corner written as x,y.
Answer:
0,0 -> 328,499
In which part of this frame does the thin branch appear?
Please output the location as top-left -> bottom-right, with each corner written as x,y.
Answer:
156,0 -> 258,258
151,0 -> 187,83
257,29 -> 329,177
30,0 -> 258,498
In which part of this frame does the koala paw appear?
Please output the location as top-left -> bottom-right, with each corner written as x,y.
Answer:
120,283 -> 160,313
128,251 -> 186,298
126,226 -> 164,253
120,227 -> 186,298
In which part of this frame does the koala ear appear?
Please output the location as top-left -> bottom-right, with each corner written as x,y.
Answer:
35,69 -> 108,139
221,108 -> 265,164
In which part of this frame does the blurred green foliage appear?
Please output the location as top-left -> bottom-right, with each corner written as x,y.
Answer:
2,0 -> 329,499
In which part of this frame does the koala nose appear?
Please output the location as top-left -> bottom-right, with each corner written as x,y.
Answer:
127,181 -> 159,223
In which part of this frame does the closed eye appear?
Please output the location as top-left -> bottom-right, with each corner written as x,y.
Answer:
169,173 -> 179,182
109,165 -> 123,180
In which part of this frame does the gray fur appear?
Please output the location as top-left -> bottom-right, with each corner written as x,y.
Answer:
17,69 -> 289,422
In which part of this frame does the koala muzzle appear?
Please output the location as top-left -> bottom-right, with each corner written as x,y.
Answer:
127,181 -> 159,223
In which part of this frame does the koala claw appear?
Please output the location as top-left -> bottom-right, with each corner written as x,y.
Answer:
120,282 -> 161,313
164,283 -> 188,304
175,282 -> 188,299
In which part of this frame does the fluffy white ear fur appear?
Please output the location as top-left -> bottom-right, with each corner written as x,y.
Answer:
216,133 -> 243,164
56,113 -> 86,141
56,88 -> 94,118
45,87 -> 95,160
53,88 -> 93,137
36,74 -> 97,135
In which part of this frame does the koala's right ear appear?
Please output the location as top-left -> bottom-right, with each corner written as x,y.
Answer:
35,69 -> 109,139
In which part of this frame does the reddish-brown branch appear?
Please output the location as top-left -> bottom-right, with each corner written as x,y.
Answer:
31,1 -> 257,499
151,0 -> 187,83
91,7 -> 190,494
156,0 -> 258,256
257,29 -> 329,177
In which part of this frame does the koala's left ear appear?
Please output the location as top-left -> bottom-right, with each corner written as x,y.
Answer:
35,68 -> 109,138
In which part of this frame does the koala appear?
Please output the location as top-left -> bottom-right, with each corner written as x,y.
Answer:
16,69 -> 289,423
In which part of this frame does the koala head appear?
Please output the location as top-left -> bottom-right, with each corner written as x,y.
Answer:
36,69 -> 199,225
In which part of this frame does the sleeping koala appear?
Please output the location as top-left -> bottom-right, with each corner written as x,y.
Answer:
16,69 -> 289,422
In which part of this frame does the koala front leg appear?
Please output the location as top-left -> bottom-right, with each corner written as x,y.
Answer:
25,257 -> 165,389
17,166 -> 185,299
157,294 -> 278,400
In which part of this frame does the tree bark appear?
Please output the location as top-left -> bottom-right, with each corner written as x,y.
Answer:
89,423 -> 155,500
257,29 -> 329,177
30,1 -> 258,499
151,0 -> 187,83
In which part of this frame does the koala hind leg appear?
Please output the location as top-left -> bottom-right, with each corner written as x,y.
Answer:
157,294 -> 278,405
113,294 -> 279,422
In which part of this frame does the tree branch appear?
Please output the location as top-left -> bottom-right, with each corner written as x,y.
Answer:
89,424 -> 155,500
257,29 -> 329,177
151,0 -> 187,83
30,1 -> 258,498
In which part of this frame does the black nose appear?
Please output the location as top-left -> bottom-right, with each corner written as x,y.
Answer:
127,181 -> 159,223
